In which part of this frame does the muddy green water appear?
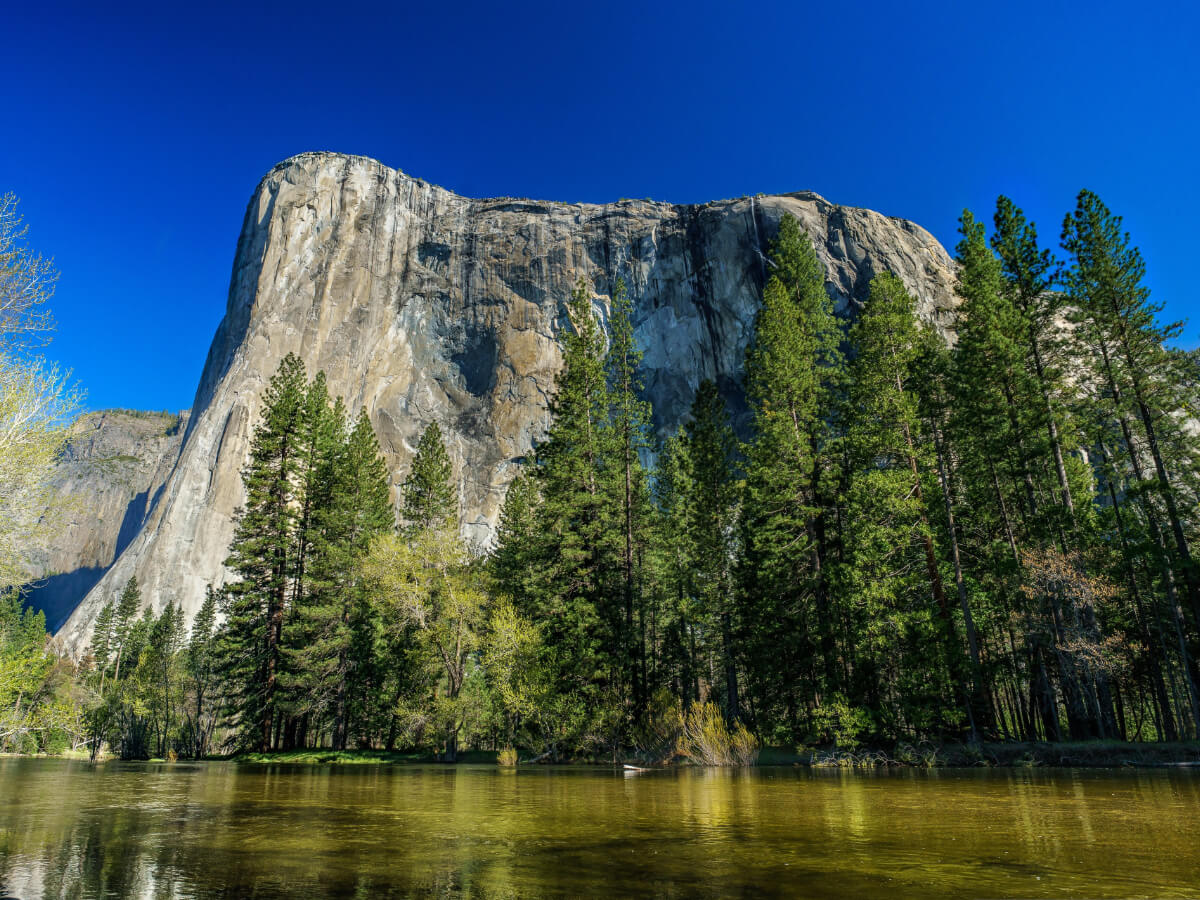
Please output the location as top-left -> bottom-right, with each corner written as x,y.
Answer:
0,760 -> 1197,898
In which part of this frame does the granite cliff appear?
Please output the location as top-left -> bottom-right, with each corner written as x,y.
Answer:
27,409 -> 186,631
57,152 -> 959,649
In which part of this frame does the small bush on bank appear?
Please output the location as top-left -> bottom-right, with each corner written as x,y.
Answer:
676,702 -> 759,767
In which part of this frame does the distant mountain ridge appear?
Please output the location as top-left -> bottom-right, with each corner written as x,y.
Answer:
54,151 -> 960,649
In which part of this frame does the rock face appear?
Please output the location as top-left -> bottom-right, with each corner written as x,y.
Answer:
57,151 -> 958,650
27,409 -> 186,631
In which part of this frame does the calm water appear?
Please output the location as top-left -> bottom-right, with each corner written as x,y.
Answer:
0,759 -> 1197,898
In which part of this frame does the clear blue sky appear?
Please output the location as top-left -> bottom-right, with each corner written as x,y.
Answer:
5,0 -> 1197,412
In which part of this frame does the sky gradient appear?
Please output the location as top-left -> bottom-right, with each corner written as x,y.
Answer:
5,0 -> 1197,412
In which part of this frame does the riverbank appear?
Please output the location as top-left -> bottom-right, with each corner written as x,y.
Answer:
11,740 -> 1200,768
226,749 -> 501,765
227,740 -> 1200,768
758,739 -> 1200,768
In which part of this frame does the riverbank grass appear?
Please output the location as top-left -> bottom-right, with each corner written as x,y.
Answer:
229,749 -> 501,765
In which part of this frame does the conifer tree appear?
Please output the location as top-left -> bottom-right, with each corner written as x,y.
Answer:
490,474 -> 542,607
88,600 -> 115,679
680,380 -> 741,721
1063,190 -> 1200,735
841,273 -> 970,737
739,214 -> 844,738
519,277 -> 623,747
1063,190 -> 1199,625
184,587 -> 220,758
992,196 -> 1080,522
220,352 -> 308,751
111,576 -> 142,682
402,423 -> 456,534
299,407 -> 394,749
604,277 -> 654,716
952,210 -> 1047,536
650,433 -> 700,705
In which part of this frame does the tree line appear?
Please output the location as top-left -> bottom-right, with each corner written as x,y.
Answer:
6,189 -> 1199,760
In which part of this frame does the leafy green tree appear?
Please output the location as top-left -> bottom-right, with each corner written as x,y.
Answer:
0,195 -> 81,593
361,527 -> 487,761
139,603 -> 186,757
0,592 -> 75,753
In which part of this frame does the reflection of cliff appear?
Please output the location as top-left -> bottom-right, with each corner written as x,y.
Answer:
24,409 -> 185,631
59,152 -> 960,648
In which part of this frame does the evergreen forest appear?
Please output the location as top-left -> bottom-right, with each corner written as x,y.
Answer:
6,190 -> 1200,764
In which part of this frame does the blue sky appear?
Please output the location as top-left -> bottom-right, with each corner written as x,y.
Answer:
5,0 -> 1197,412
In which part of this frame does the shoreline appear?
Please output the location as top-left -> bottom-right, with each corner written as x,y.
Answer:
8,740 -> 1200,770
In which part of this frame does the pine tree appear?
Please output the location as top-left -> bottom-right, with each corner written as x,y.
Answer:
402,423 -> 456,534
1063,190 -> 1200,734
88,600 -> 115,678
992,196 -> 1081,524
1063,190 -> 1199,626
299,407 -> 394,749
680,380 -> 741,721
111,576 -> 142,682
603,277 -> 654,717
952,209 -> 1048,538
490,474 -> 542,606
219,352 -> 308,751
650,433 -> 700,705
739,214 -> 844,739
840,273 -> 970,737
951,210 -> 1077,740
521,277 -> 624,749
184,587 -> 219,758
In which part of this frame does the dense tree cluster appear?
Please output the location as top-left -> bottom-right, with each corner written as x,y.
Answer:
490,194 -> 1200,752
9,189 -> 1199,760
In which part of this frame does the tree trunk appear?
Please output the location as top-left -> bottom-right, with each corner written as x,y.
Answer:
932,420 -> 992,737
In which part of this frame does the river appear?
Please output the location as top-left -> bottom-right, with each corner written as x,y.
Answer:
0,759 -> 1196,897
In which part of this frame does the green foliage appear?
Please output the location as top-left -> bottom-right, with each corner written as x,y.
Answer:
361,527 -> 486,761
738,214 -> 844,740
402,423 -> 456,533
675,701 -> 759,766
1,592 -> 82,753
17,197 -> 1200,764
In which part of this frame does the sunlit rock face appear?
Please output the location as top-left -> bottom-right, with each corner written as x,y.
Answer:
58,151 -> 958,649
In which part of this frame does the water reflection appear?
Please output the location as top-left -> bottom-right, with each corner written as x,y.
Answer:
1,760 -> 1197,898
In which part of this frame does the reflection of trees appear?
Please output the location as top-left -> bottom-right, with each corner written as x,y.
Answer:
4,764 -> 1200,897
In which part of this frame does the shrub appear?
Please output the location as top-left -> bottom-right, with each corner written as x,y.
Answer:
497,747 -> 518,767
676,702 -> 759,766
809,696 -> 872,750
